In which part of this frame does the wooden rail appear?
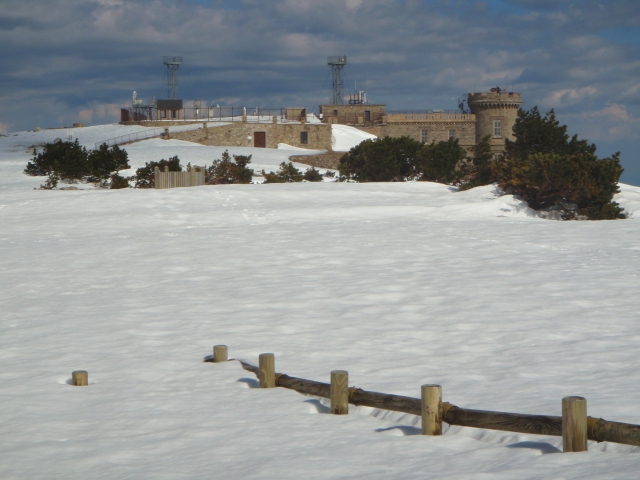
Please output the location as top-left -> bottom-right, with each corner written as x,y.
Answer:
228,357 -> 640,449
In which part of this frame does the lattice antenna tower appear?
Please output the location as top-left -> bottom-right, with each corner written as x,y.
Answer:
163,56 -> 183,99
327,55 -> 347,105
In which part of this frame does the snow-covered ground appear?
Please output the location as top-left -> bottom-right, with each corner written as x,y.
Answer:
332,123 -> 377,151
2,124 -> 640,479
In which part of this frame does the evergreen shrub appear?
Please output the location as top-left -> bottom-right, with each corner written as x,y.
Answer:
417,137 -> 467,184
303,167 -> 323,182
262,162 -> 304,183
25,140 -> 130,186
495,107 -> 625,220
207,151 -> 253,184
338,136 -> 423,182
455,136 -> 495,191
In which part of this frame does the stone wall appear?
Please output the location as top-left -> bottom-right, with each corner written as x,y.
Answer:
359,120 -> 477,155
285,108 -> 307,121
288,153 -> 343,170
319,104 -> 386,125
168,122 -> 332,150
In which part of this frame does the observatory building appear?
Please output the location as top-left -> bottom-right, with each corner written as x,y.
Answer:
317,56 -> 521,155
121,54 -> 522,156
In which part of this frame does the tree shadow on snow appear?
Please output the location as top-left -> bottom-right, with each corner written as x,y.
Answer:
506,441 -> 561,454
375,426 -> 422,436
236,377 -> 259,388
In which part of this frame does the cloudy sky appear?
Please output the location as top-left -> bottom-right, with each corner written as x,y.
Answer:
2,0 -> 640,183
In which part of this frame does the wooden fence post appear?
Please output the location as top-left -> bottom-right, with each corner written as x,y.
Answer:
421,384 -> 442,435
72,370 -> 88,386
330,370 -> 349,415
213,345 -> 228,363
562,396 -> 588,452
259,353 -> 275,388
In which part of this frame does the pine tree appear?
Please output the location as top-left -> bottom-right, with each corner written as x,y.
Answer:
417,137 -> 467,184
262,162 -> 304,183
338,136 -> 423,182
496,107 -> 624,220
456,136 -> 495,191
303,167 -> 323,182
207,151 -> 254,184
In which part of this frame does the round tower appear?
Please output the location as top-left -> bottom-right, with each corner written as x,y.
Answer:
467,89 -> 521,155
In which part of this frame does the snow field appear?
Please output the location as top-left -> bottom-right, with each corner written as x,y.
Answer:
2,125 -> 640,478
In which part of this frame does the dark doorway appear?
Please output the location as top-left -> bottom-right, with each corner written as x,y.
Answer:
364,110 -> 371,122
254,132 -> 266,148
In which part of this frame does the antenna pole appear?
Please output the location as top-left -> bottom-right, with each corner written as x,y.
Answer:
327,55 -> 347,105
163,56 -> 183,99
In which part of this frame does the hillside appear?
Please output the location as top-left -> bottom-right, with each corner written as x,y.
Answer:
2,124 -> 640,479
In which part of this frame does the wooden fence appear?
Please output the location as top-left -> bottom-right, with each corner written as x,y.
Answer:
154,166 -> 205,189
206,346 -> 640,453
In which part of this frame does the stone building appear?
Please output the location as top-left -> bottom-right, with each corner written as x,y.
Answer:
319,104 -> 386,125
168,118 -> 331,150
467,91 -> 522,155
156,99 -> 183,120
361,112 -> 477,154
323,90 -> 522,156
121,90 -> 521,155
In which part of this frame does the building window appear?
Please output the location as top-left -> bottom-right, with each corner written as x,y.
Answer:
300,131 -> 308,145
421,129 -> 429,143
333,109 -> 338,116
448,129 -> 456,139
160,110 -> 166,119
493,120 -> 502,137
494,153 -> 501,160
171,110 -> 177,119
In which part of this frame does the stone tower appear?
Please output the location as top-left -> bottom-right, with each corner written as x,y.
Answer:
467,90 -> 522,155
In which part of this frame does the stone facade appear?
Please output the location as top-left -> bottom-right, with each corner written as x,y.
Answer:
319,104 -> 386,125
169,121 -> 332,151
361,113 -> 477,154
285,108 -> 307,121
467,92 -> 521,154
121,91 -> 522,155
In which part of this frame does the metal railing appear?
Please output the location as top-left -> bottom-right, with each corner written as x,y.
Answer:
95,128 -> 164,150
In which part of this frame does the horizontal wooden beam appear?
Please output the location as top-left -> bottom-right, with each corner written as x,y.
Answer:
236,360 -> 640,447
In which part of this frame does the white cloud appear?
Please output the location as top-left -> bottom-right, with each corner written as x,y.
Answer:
564,104 -> 640,141
79,109 -> 93,122
544,86 -> 598,107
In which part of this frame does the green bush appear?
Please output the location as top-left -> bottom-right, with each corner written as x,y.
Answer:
38,172 -> 60,190
89,144 -> 129,181
25,140 -> 88,180
338,136 -> 423,182
207,151 -> 253,185
262,162 -> 304,183
134,156 -> 182,188
496,108 -> 625,220
25,140 -> 130,184
303,167 -> 323,182
455,136 -> 495,191
109,173 -> 131,189
417,137 -> 467,184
